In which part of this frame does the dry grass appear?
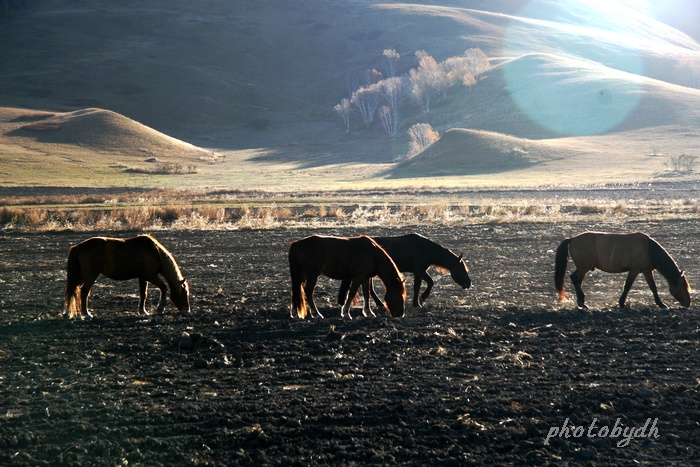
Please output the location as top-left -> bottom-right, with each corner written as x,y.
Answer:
3,194 -> 700,232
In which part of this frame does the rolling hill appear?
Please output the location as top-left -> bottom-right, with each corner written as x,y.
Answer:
4,107 -> 213,160
1,0 -> 700,188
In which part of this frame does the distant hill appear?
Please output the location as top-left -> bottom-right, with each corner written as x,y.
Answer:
2,1 -> 700,187
447,52 -> 700,138
1,107 -> 214,160
392,128 -> 573,176
5,107 -> 213,160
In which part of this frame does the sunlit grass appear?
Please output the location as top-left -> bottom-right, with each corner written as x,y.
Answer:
2,189 -> 699,232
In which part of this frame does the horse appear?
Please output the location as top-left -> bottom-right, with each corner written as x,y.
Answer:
63,234 -> 191,319
288,234 -> 406,319
554,231 -> 691,310
337,233 -> 471,311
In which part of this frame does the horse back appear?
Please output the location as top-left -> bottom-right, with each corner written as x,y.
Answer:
74,235 -> 161,280
570,232 -> 652,273
374,233 -> 428,271
291,235 -> 383,280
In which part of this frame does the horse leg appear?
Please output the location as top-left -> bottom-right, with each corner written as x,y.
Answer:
304,276 -> 323,318
341,280 -> 362,319
79,274 -> 98,319
643,271 -> 668,309
369,278 -> 384,310
418,271 -> 433,307
337,279 -> 350,306
569,269 -> 588,310
361,278 -> 376,317
618,271 -> 639,309
138,279 -> 150,315
148,276 -> 169,314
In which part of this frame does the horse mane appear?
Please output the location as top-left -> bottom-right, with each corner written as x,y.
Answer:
144,234 -> 186,286
420,234 -> 463,270
648,237 -> 682,284
361,235 -> 404,284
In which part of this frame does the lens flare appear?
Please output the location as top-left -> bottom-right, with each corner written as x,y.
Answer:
501,0 -> 648,136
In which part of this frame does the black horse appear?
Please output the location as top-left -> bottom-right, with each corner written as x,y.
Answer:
337,233 -> 471,311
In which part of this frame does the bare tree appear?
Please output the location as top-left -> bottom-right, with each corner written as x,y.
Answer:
463,72 -> 477,91
365,68 -> 383,85
409,51 -> 447,112
377,77 -> 403,137
345,72 -> 361,97
464,48 -> 490,76
350,86 -> 379,126
439,48 -> 487,91
379,106 -> 398,137
333,98 -> 352,133
406,123 -> 439,158
666,154 -> 698,172
383,48 -> 400,78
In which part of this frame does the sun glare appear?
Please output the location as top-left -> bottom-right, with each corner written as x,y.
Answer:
500,0 -> 656,136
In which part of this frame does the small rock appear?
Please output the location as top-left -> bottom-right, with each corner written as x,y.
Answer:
175,333 -> 194,350
637,387 -> 653,398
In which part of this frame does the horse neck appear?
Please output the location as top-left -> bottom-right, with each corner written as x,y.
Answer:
155,244 -> 185,290
649,239 -> 681,283
374,249 -> 401,286
426,240 -> 459,270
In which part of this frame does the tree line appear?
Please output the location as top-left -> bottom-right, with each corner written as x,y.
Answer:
335,48 -> 489,159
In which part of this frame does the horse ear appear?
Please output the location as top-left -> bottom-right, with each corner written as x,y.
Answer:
458,253 -> 464,261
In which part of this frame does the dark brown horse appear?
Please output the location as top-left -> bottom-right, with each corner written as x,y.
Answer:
63,234 -> 191,319
555,231 -> 691,309
288,234 -> 406,319
337,233 -> 471,311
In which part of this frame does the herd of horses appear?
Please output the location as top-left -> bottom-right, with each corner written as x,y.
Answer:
62,230 -> 692,320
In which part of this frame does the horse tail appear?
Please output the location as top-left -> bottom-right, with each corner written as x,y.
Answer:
554,238 -> 571,301
288,242 -> 307,319
64,246 -> 82,319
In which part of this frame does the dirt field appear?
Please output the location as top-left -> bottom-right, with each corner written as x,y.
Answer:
1,221 -> 699,465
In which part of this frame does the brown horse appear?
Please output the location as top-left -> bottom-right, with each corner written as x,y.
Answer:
337,233 -> 471,310
63,234 -> 191,319
554,231 -> 691,310
288,234 -> 406,319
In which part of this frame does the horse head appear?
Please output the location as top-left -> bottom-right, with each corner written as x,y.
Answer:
670,271 -> 691,308
451,254 -> 472,289
171,278 -> 191,313
384,276 -> 406,317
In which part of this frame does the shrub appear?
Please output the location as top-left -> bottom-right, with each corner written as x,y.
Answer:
406,123 -> 439,159
666,154 -> 697,172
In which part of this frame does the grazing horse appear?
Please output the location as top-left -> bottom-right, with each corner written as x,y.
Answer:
337,233 -> 471,310
288,234 -> 406,319
554,231 -> 691,309
63,234 -> 191,319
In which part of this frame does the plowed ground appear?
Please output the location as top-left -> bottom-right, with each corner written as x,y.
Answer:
1,221 -> 699,465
